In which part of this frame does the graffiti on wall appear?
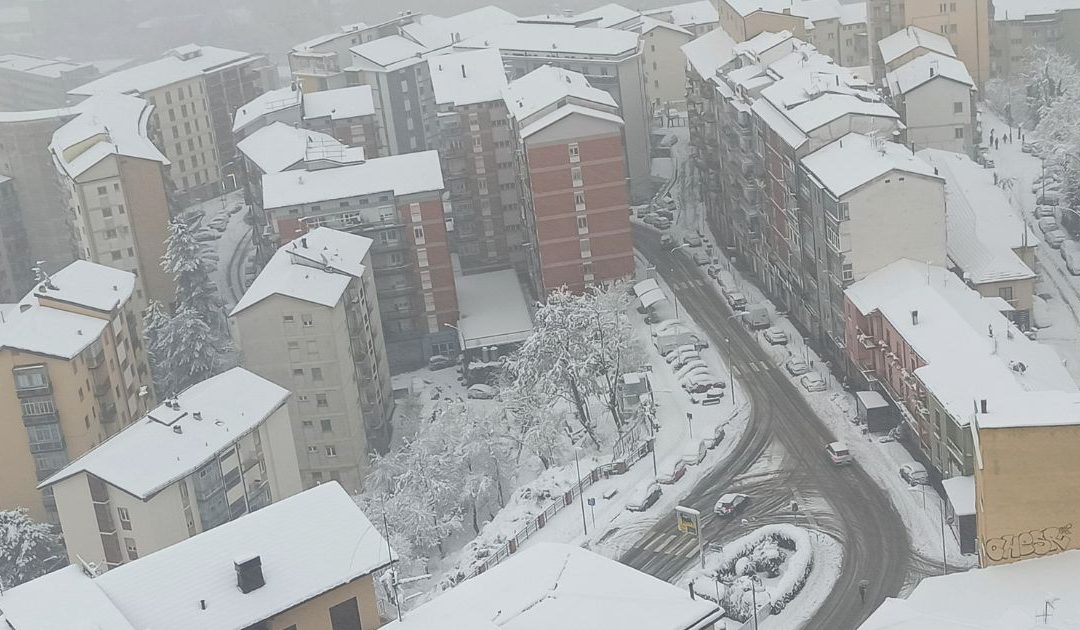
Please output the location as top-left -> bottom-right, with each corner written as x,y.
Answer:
984,524 -> 1073,563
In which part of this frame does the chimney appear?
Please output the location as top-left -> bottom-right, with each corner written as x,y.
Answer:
173,425 -> 183,434
200,600 -> 206,610
911,310 -> 918,325
301,237 -> 308,248
461,64 -> 467,78
929,66 -> 935,77
193,411 -> 203,421
19,303 -> 30,313
979,399 -> 988,414
235,555 -> 265,594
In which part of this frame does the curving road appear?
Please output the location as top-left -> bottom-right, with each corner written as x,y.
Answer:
621,225 -> 910,629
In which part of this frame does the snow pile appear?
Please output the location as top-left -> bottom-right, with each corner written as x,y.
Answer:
684,524 -> 817,621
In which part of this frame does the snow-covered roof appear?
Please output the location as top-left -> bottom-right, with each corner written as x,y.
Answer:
0,52 -> 95,78
680,26 -> 737,82
231,85 -> 302,133
862,550 -> 1080,629
382,543 -> 722,630
644,1 -> 720,27
801,133 -> 938,197
846,260 -> 1075,425
918,148 -> 1037,285
231,227 -> 373,315
838,2 -> 866,25
0,484 -> 395,630
576,3 -> 642,28
41,368 -> 289,498
0,306 -> 106,359
237,122 -> 346,175
975,390 -> 1080,429
50,93 -> 167,179
302,84 -> 375,120
70,45 -> 260,96
457,23 -> 640,57
941,475 -> 975,516
878,26 -> 956,66
292,21 -> 368,52
520,104 -> 624,139
32,259 -> 135,313
455,269 -> 533,349
349,35 -> 428,71
429,48 -> 508,107
503,65 -> 617,121
733,30 -> 796,59
262,150 -> 444,209
886,52 -> 974,95
723,0 -> 847,21
638,15 -> 693,37
992,0 -> 1080,21
401,6 -> 518,50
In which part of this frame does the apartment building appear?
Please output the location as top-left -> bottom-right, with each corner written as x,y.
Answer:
0,483 -> 394,630
991,0 -> 1080,77
715,0 -> 870,68
41,368 -> 302,570
289,13 -> 421,92
0,53 -> 99,110
0,176 -> 28,302
886,53 -> 977,154
49,94 -> 174,309
919,148 -> 1037,327
400,6 -> 520,51
261,151 -> 458,371
382,543 -> 722,630
69,44 -> 275,205
639,18 -> 696,112
231,228 -> 394,488
505,66 -> 634,296
878,24 -> 958,72
456,22 -> 653,202
0,261 -> 152,523
644,1 -> 721,37
867,0 -> 991,86
428,48 -> 522,272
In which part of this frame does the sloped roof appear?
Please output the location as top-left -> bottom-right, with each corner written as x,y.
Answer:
70,45 -> 260,96
886,52 -> 974,95
878,26 -> 955,66
428,48 -> 508,106
231,86 -> 302,133
50,93 -> 167,178
503,65 -> 617,121
262,150 -> 444,209
801,133 -> 938,197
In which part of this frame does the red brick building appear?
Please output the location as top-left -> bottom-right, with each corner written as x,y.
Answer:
505,66 -> 634,296
260,150 -> 458,372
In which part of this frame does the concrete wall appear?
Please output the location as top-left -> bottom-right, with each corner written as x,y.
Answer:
894,0 -> 990,86
268,573 -> 383,630
901,78 -> 975,154
640,25 -> 693,111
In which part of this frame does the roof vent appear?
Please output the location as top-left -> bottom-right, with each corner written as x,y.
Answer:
193,411 -> 203,421
173,424 -> 182,434
979,399 -> 988,414
235,555 -> 265,594
19,304 -> 30,313
910,310 -> 918,325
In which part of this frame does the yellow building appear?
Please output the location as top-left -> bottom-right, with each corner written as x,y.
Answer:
868,0 -> 991,86
0,261 -> 153,522
0,483 -> 393,630
973,392 -> 1080,567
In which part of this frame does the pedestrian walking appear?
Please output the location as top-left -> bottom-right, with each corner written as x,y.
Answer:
858,579 -> 870,604
995,137 -> 1000,150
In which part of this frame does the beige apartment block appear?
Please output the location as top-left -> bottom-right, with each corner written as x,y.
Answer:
639,17 -> 695,111
868,0 -> 991,86
0,261 -> 152,523
716,0 -> 869,68
0,483 -> 394,630
0,53 -> 98,110
886,52 -> 977,155
42,367 -> 302,570
50,94 -> 174,310
70,45 -> 274,206
231,227 -> 394,491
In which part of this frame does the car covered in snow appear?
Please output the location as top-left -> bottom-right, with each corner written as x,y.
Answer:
675,359 -> 709,380
683,235 -> 703,247
723,289 -> 747,311
1039,216 -> 1060,234
643,213 -> 661,225
687,333 -> 709,350
656,462 -> 687,485
427,354 -> 455,371
714,492 -> 749,516
682,375 -> 725,394
1045,229 -> 1067,249
626,483 -> 663,512
691,387 -> 725,406
1035,205 -> 1056,219
785,358 -> 810,376
1039,192 -> 1061,206
672,351 -> 701,370
466,384 -> 497,399
899,462 -> 929,485
800,373 -> 827,392
655,218 -> 672,229
825,441 -> 853,465
764,328 -> 788,345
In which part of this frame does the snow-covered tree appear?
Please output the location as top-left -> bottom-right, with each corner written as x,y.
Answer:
1023,47 -> 1079,124
142,300 -> 169,395
0,510 -> 64,588
161,218 -> 224,332
501,387 -> 572,469
155,307 -> 220,395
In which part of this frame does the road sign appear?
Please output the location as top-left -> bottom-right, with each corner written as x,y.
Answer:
587,497 -> 596,507
675,506 -> 700,535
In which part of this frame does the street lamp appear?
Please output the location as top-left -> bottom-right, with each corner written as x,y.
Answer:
669,243 -> 691,319
574,446 -> 588,536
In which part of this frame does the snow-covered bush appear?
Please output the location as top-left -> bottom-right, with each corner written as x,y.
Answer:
0,510 -> 65,588
712,524 -> 815,621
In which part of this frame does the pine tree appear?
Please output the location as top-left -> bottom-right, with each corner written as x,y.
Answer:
161,218 -> 224,332
157,307 -> 219,395
142,300 -> 169,395
0,510 -> 65,588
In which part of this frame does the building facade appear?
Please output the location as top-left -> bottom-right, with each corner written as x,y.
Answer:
867,0 -> 991,86
0,53 -> 99,110
506,66 -> 634,296
261,151 -> 459,371
990,2 -> 1080,78
0,261 -> 152,522
289,13 -> 421,92
42,368 -> 302,570
0,175 -> 29,302
715,0 -> 870,68
231,228 -> 394,489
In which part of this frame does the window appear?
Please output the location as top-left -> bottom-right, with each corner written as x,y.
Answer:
841,263 -> 854,282
101,207 -> 113,218
14,367 -> 48,391
105,229 -> 117,239
292,368 -> 304,378
316,393 -> 328,408
111,250 -> 123,261
838,202 -> 850,221
321,418 -> 333,432
568,142 -> 580,163
579,238 -> 592,258
954,127 -> 965,139
117,507 -> 132,530
329,597 -> 362,630
417,248 -> 429,267
307,445 -> 318,454
413,226 -> 426,244
302,420 -> 314,429
301,314 -> 314,327
311,367 -> 323,381
325,445 -> 337,457
571,166 -> 583,187
574,191 -> 586,211
999,286 -> 1014,301
953,101 -> 964,113
583,261 -> 594,280
124,537 -> 138,560
283,315 -> 294,324
577,215 -> 589,234
96,185 -> 108,196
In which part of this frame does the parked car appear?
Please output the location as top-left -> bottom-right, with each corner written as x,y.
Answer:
195,231 -> 221,242
693,251 -> 709,265
1039,216 -> 1059,234
660,234 -> 674,246
656,209 -> 674,221
673,351 -> 701,370
1022,141 -> 1035,154
643,213 -> 661,225
687,333 -> 709,350
466,384 -> 497,400
1045,229 -> 1067,249
1062,241 -> 1080,275
707,265 -> 721,278
691,387 -> 725,406
636,206 -> 651,218
723,290 -> 748,311
714,493 -> 749,516
1039,192 -> 1060,206
1035,205 -> 1056,219
826,441 -> 853,465
800,373 -> 827,392
682,375 -> 724,394
626,483 -> 663,511
656,462 -> 687,485
644,312 -> 663,324
675,359 -> 709,380
899,462 -> 929,485
655,218 -> 672,230
785,357 -> 810,376
764,328 -> 788,345
684,235 -> 703,247
427,354 -> 455,370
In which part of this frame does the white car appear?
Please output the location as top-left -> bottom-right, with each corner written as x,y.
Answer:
679,368 -> 714,388
1039,216 -> 1060,234
800,373 -> 827,392
1035,205 -> 1056,219
714,493 -> 749,516
675,359 -> 709,380
764,328 -> 788,345
1045,229 -> 1067,249
785,358 -> 809,376
693,251 -> 709,266
466,384 -> 497,399
683,235 -> 703,247
899,462 -> 929,485
826,441 -> 853,465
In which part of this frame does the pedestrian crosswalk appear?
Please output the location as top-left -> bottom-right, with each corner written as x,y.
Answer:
731,361 -> 773,376
670,279 -> 709,291
634,530 -> 703,558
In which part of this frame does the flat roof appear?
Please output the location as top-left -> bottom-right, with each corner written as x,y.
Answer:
429,48 -> 509,107
231,85 -> 301,132
644,1 -> 720,27
992,0 -> 1080,21
41,368 -> 289,498
401,6 -> 518,50
71,44 -> 260,96
262,150 -> 443,209
855,390 -> 889,409
456,22 -> 640,57
350,35 -> 427,71
454,269 -> 533,349
302,84 -> 375,120
503,65 -> 617,121
0,53 -> 95,78
941,475 -> 975,516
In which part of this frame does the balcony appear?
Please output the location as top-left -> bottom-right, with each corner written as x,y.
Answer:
29,437 -> 65,454
377,283 -> 417,297
15,383 -> 51,400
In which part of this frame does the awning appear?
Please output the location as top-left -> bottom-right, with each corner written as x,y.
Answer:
639,287 -> 668,309
942,475 -> 976,517
633,278 -> 660,298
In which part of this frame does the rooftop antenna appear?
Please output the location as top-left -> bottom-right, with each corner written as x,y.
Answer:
1036,597 -> 1059,625
32,260 -> 57,291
